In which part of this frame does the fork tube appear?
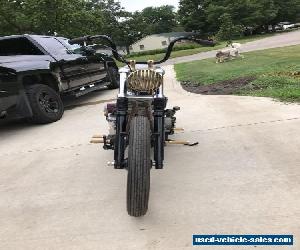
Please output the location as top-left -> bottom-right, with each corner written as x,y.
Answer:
118,68 -> 129,97
153,98 -> 166,169
155,68 -> 165,98
158,83 -> 164,98
114,97 -> 128,169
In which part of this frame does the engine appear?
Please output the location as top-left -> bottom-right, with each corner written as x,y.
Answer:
103,103 -> 180,149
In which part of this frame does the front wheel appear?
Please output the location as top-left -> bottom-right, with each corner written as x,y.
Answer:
127,116 -> 151,217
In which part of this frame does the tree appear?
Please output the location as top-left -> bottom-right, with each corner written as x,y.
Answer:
242,0 -> 278,30
0,0 -> 123,37
216,13 -> 243,41
178,0 -> 209,32
0,0 -> 32,34
205,0 -> 278,34
0,0 -> 178,51
111,5 -> 177,53
139,5 -> 177,34
178,0 -> 299,36
272,0 -> 300,24
114,12 -> 145,53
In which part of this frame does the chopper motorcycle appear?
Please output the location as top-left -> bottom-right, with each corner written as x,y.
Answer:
69,35 -> 215,217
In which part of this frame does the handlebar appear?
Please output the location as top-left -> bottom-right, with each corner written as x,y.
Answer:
69,34 -> 215,65
155,36 -> 215,64
68,36 -> 90,45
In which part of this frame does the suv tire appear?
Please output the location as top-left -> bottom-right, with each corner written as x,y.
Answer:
25,84 -> 64,124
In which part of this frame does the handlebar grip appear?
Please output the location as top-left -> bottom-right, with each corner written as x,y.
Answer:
69,36 -> 90,45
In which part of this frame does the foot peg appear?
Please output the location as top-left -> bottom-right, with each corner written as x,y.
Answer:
90,135 -> 114,150
174,127 -> 184,132
90,135 -> 110,144
90,134 -> 104,144
90,138 -> 105,144
166,140 -> 199,146
92,134 -> 104,139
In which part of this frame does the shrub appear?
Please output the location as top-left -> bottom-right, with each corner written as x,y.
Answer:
126,43 -> 203,58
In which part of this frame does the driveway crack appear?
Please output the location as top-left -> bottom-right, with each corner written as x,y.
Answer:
181,117 -> 300,134
1,117 -> 299,157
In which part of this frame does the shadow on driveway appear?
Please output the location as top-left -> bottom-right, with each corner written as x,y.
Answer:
0,87 -> 115,131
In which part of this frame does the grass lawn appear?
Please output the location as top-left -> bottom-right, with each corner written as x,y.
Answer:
116,33 -> 276,67
175,45 -> 300,102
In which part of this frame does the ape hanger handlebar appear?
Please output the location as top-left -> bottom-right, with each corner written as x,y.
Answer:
69,34 -> 215,65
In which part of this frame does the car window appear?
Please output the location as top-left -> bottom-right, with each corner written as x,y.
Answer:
56,38 -> 83,54
33,36 -> 75,56
0,37 -> 44,56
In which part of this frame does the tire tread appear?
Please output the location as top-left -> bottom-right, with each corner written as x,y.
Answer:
127,116 -> 151,217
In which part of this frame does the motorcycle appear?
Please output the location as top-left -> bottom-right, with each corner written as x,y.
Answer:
69,35 -> 215,217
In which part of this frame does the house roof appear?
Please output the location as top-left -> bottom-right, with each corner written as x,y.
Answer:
131,32 -> 194,46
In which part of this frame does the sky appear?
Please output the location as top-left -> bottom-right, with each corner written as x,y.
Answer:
118,0 -> 180,12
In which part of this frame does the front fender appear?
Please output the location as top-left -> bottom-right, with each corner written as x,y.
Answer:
0,70 -> 32,118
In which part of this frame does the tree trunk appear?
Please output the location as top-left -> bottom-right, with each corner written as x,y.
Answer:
125,45 -> 130,55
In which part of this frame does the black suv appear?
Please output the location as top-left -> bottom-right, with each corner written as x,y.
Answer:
0,35 -> 119,124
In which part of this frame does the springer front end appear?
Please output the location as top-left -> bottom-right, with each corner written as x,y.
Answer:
99,64 -> 180,170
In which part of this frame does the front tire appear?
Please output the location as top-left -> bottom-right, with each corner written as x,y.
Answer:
127,116 -> 151,217
25,84 -> 64,124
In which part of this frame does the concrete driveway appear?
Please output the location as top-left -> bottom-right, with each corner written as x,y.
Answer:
1,64 -> 299,249
164,29 -> 300,65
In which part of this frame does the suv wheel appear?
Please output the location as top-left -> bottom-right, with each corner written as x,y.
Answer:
25,84 -> 64,124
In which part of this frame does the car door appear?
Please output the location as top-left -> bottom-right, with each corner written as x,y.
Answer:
56,54 -> 92,89
32,36 -> 95,89
57,38 -> 107,88
84,55 -> 107,85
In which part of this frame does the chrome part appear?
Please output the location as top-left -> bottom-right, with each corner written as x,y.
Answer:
107,114 -> 116,135
118,66 -> 130,73
107,161 -> 115,167
74,82 -> 109,97
147,60 -> 154,69
155,68 -> 165,76
155,68 -> 165,97
129,60 -> 136,71
174,128 -> 184,132
157,83 -> 164,98
92,135 -> 104,138
126,96 -> 155,100
118,67 -> 130,98
127,69 -> 163,95
90,138 -> 111,144
90,138 -> 105,143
